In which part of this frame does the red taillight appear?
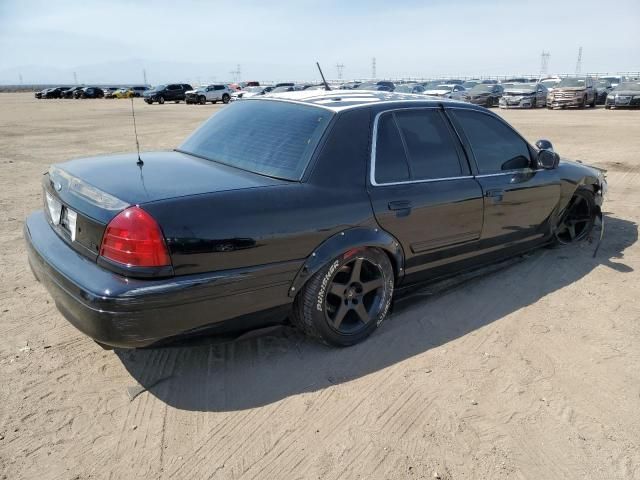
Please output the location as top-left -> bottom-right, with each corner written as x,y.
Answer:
100,206 -> 170,268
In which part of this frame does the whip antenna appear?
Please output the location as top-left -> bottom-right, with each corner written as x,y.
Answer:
130,97 -> 143,166
316,62 -> 331,91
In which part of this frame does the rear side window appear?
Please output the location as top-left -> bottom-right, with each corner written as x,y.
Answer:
374,109 -> 463,184
374,113 -> 410,183
393,110 -> 463,180
178,100 -> 333,181
452,110 -> 531,174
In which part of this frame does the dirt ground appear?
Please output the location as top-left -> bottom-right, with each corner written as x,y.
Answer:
1,93 -> 639,480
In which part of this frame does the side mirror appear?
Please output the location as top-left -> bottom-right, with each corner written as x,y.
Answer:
538,149 -> 560,170
535,139 -> 554,151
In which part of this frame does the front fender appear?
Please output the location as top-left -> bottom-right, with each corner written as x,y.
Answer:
288,227 -> 405,298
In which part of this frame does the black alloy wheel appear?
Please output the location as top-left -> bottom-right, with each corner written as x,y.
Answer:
293,248 -> 394,346
554,190 -> 596,244
324,257 -> 386,334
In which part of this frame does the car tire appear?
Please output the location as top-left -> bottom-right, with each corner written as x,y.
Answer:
590,96 -> 596,108
578,95 -> 586,108
222,94 -> 230,104
292,248 -> 394,347
158,96 -> 165,104
552,189 -> 597,245
198,95 -> 207,105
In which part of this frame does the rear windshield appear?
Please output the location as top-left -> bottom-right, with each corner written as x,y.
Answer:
177,100 -> 333,181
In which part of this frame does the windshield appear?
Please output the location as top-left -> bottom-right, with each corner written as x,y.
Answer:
152,84 -> 166,91
504,83 -> 535,92
471,84 -> 493,92
556,78 -> 586,88
178,100 -> 333,181
614,82 -> 640,91
541,79 -> 559,86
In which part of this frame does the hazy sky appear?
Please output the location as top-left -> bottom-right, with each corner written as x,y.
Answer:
1,0 -> 639,84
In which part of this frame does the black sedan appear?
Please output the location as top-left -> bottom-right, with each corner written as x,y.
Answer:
63,86 -> 85,98
462,84 -> 504,107
74,87 -> 104,99
25,91 -> 606,349
605,82 -> 640,109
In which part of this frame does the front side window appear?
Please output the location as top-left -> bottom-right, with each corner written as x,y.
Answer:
178,100 -> 333,181
374,109 -> 464,184
452,110 -> 531,174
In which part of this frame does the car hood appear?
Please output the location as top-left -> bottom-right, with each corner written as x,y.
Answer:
424,89 -> 450,95
56,150 -> 287,206
503,89 -> 534,95
553,87 -> 586,92
610,90 -> 639,96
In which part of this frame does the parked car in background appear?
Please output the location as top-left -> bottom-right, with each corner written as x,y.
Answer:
143,84 -> 193,104
34,88 -> 50,99
38,87 -> 71,99
130,86 -> 149,97
605,82 -> 640,109
269,85 -> 296,93
503,78 -> 529,84
74,87 -> 104,99
462,84 -> 503,107
356,81 -> 395,92
113,88 -> 135,99
499,83 -> 548,108
25,90 -> 606,349
185,84 -> 233,104
424,83 -> 466,100
63,86 -> 85,98
540,77 -> 562,93
595,79 -> 613,104
231,86 -> 267,100
546,77 -> 596,109
103,87 -> 118,99
600,76 -> 625,88
339,81 -> 362,89
394,83 -> 426,94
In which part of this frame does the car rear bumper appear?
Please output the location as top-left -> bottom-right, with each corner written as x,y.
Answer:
25,211 -> 296,348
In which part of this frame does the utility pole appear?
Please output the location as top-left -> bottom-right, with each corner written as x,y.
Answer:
229,64 -> 241,83
19,73 -> 23,85
143,68 -> 147,85
575,46 -> 583,75
371,57 -> 376,80
336,63 -> 345,81
73,71 -> 78,85
539,51 -> 550,80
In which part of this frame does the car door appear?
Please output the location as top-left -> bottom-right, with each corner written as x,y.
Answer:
367,108 -> 484,282
448,108 -> 561,245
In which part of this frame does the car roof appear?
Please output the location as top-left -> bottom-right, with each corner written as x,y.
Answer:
252,89 -> 469,112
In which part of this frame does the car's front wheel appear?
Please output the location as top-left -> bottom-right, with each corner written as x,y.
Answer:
198,95 -> 207,105
222,94 -> 230,104
292,248 -> 394,347
553,189 -> 597,245
158,96 -> 165,104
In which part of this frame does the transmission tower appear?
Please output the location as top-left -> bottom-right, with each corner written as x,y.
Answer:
143,69 -> 147,85
230,64 -> 241,82
371,57 -> 376,79
336,63 -> 345,80
19,73 -> 23,85
539,51 -> 550,79
73,71 -> 78,85
575,46 -> 583,75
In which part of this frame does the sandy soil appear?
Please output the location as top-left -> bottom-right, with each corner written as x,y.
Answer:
1,93 -> 639,480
